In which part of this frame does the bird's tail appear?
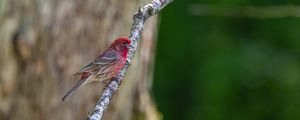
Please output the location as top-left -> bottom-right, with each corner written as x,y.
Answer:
61,76 -> 92,102
73,72 -> 81,77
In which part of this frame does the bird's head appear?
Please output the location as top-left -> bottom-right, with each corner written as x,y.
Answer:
110,37 -> 131,56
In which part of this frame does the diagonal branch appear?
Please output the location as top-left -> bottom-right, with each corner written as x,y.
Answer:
87,0 -> 173,120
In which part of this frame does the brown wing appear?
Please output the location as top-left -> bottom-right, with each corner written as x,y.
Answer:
75,51 -> 120,76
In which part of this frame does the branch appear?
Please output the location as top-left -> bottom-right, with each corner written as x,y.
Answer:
87,0 -> 173,120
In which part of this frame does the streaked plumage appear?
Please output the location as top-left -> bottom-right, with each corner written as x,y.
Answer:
61,37 -> 131,101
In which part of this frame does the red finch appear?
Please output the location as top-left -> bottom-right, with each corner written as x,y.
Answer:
61,37 -> 131,101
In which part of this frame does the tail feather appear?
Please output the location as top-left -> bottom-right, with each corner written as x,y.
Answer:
73,72 -> 81,77
61,76 -> 91,102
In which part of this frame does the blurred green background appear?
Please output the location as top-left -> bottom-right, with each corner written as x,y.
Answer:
153,0 -> 300,120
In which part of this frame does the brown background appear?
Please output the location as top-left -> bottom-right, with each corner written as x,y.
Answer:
0,0 -> 160,119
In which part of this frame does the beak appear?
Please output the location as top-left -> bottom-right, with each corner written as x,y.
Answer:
127,43 -> 133,48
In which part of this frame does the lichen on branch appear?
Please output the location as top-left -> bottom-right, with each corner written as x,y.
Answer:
87,0 -> 173,120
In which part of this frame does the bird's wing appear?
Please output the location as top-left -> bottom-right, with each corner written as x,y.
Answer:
78,51 -> 120,73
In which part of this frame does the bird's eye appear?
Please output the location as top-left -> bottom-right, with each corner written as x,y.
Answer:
122,42 -> 127,45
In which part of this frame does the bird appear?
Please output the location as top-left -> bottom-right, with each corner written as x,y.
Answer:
61,37 -> 131,101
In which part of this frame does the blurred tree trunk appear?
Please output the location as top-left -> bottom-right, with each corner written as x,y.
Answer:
0,0 -> 160,120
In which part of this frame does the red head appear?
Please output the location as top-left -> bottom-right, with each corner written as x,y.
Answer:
109,37 -> 131,57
